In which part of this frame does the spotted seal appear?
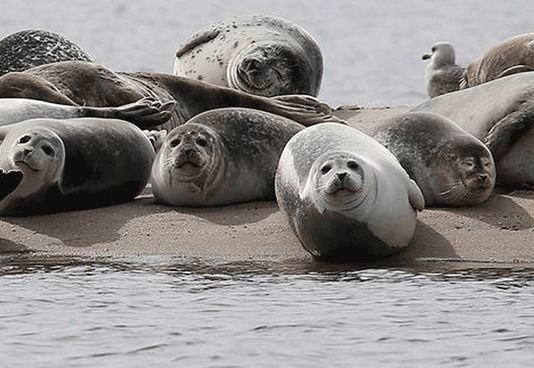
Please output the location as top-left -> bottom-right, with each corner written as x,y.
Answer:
422,41 -> 465,97
0,118 -> 155,215
0,29 -> 94,77
461,32 -> 534,88
173,14 -> 323,97
0,61 -> 339,131
151,107 -> 304,206
275,123 -> 425,262
412,72 -> 534,189
370,112 -> 496,206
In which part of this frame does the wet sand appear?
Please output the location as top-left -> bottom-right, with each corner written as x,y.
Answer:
1,105 -> 533,269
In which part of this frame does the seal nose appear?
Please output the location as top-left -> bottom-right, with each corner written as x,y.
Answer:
183,147 -> 194,157
337,172 -> 348,181
478,173 -> 489,182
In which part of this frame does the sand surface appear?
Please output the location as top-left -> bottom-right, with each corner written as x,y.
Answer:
1,105 -> 532,270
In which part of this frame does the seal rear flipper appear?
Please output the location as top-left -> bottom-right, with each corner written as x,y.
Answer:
0,170 -> 23,202
485,104 -> 534,161
175,28 -> 221,58
408,178 -> 425,211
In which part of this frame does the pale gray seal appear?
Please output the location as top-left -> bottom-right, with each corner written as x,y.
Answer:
0,29 -> 94,77
461,33 -> 534,88
0,118 -> 155,215
422,41 -> 465,97
371,112 -> 496,206
173,14 -> 323,97
151,107 -> 304,206
0,97 -> 174,128
412,72 -> 534,189
0,61 -> 340,131
275,123 -> 425,262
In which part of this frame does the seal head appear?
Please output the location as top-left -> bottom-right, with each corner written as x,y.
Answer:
0,127 -> 65,214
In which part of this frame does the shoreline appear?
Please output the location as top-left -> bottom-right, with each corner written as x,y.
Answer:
1,105 -> 533,271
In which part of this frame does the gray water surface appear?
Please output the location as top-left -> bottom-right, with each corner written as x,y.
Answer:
0,258 -> 533,368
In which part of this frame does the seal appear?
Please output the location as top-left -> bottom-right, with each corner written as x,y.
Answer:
370,112 -> 496,206
0,29 -> 94,77
461,33 -> 534,88
275,123 -> 425,262
173,14 -> 323,97
0,118 -> 155,215
151,107 -> 304,206
412,72 -> 534,189
0,97 -> 174,128
0,61 -> 340,131
422,41 -> 465,97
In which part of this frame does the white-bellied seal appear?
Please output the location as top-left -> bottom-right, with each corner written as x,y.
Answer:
0,61 -> 340,131
173,14 -> 323,97
151,107 -> 304,207
370,112 -> 496,206
275,123 -> 425,262
0,97 -> 174,128
412,72 -> 534,189
422,41 -> 465,98
461,33 -> 534,88
0,118 -> 155,215
0,29 -> 94,77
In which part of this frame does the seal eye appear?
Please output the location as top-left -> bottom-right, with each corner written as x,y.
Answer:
347,161 -> 359,170
196,137 -> 208,147
19,135 -> 31,144
169,138 -> 181,148
461,160 -> 475,169
320,164 -> 331,175
41,145 -> 55,157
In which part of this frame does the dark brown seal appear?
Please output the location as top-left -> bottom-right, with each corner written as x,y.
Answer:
0,61 -> 340,131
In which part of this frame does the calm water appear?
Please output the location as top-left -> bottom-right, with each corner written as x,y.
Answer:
1,1 -> 534,367
0,258 -> 533,368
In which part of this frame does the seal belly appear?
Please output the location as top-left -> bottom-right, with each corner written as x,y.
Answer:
294,204 -> 401,262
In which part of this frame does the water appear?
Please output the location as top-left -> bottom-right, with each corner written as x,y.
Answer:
1,1 -> 534,367
1,259 -> 533,367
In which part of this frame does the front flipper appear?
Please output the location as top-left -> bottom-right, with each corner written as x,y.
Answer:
485,105 -> 534,162
175,28 -> 221,58
81,97 -> 176,129
0,170 -> 23,203
408,178 -> 425,212
267,95 -> 346,126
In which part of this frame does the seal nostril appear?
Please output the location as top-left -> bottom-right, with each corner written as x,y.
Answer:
478,173 -> 488,182
337,172 -> 347,180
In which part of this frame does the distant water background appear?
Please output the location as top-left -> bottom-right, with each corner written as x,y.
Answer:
1,1 -> 533,367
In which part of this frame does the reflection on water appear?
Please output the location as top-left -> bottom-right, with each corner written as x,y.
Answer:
1,255 -> 533,367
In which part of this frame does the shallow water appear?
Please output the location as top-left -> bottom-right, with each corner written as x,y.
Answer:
1,258 -> 533,368
1,0 -> 533,367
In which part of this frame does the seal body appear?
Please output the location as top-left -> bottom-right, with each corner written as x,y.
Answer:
173,14 -> 323,97
275,123 -> 425,262
0,118 -> 155,215
371,112 -> 496,206
151,107 -> 304,206
0,29 -> 94,77
412,72 -> 534,189
422,42 -> 465,98
461,33 -> 534,88
0,61 -> 339,131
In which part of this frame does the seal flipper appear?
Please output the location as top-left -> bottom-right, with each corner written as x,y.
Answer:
496,65 -> 534,79
0,170 -> 23,202
408,178 -> 425,211
175,28 -> 221,58
485,104 -> 534,161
